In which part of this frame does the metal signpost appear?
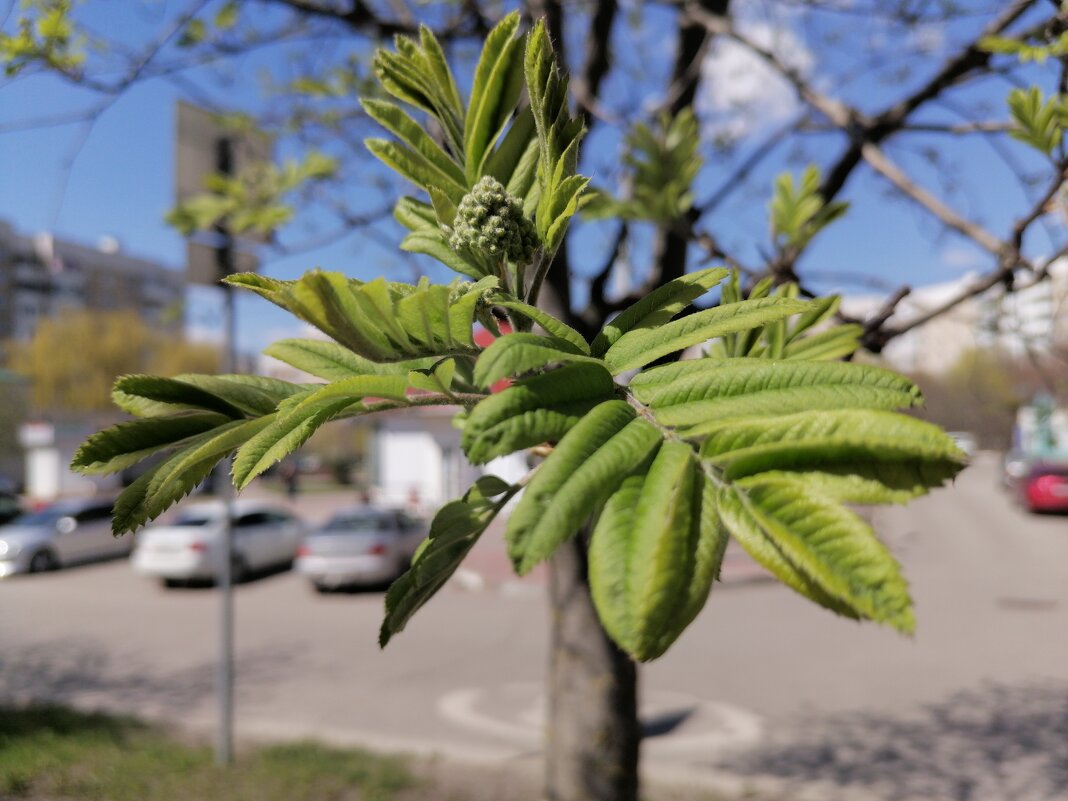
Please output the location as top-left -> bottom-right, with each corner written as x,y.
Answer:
175,102 -> 270,765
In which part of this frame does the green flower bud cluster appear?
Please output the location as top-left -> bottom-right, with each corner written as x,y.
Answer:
448,176 -> 538,264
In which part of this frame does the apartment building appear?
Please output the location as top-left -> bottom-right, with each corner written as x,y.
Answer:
0,220 -> 185,342
840,259 -> 1068,375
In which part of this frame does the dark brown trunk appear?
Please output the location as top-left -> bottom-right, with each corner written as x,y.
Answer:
545,533 -> 639,801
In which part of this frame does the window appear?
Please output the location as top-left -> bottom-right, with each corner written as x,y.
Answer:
396,511 -> 422,532
75,506 -> 113,524
235,512 -> 272,528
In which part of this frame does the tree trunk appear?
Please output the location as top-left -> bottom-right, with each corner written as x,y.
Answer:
545,532 -> 639,801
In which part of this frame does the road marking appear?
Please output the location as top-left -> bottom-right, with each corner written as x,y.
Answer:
436,683 -> 763,754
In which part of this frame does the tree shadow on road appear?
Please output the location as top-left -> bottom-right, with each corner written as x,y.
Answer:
718,680 -> 1068,801
0,639 -> 299,720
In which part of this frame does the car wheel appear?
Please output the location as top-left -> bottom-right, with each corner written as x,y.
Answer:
28,549 -> 58,573
162,578 -> 186,589
313,582 -> 334,594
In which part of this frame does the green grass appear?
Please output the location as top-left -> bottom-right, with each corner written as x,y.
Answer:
0,704 -> 415,801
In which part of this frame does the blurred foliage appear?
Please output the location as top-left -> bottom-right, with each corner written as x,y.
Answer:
980,31 -> 1068,64
585,109 -> 701,225
0,0 -> 83,76
167,152 -> 338,238
769,165 -> 850,251
1005,87 -> 1066,156
3,310 -> 220,414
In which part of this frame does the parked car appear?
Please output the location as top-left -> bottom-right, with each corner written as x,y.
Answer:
1001,450 -> 1031,490
131,500 -> 305,587
0,490 -> 23,525
1018,464 -> 1068,513
0,497 -> 124,577
295,507 -> 426,591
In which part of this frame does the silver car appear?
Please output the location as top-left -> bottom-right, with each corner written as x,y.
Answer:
0,498 -> 127,577
131,500 -> 305,587
296,508 -> 426,592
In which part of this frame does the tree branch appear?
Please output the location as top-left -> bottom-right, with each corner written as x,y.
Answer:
859,142 -> 1009,257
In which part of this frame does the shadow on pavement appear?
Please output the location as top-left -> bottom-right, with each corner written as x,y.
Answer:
719,680 -> 1068,801
0,639 -> 299,717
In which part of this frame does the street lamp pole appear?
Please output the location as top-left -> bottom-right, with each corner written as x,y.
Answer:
215,136 -> 237,766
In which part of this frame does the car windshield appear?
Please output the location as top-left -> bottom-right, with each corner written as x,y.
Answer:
320,513 -> 390,534
14,507 -> 69,527
170,510 -> 220,526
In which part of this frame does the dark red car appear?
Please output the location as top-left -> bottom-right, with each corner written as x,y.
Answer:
1019,464 -> 1068,513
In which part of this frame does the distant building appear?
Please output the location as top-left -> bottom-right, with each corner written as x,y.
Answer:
0,220 -> 185,342
841,259 -> 1068,375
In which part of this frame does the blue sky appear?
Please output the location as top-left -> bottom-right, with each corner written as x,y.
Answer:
0,1 -> 1056,356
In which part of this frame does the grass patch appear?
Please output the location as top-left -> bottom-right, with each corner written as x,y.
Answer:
0,703 -> 415,801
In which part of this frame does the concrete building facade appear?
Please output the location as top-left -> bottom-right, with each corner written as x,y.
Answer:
0,220 -> 185,342
841,259 -> 1068,375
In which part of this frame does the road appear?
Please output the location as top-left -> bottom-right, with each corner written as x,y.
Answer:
2,453 -> 1066,800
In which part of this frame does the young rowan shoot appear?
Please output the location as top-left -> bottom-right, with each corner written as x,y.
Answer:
73,14 -> 967,663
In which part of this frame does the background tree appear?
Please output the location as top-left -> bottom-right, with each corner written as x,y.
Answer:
4,2 -> 1065,801
4,310 -> 220,415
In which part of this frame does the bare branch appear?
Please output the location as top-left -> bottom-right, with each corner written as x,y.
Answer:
860,142 -> 1008,257
572,0 -> 619,124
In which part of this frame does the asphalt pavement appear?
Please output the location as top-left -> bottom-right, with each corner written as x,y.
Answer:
1,453 -> 1066,800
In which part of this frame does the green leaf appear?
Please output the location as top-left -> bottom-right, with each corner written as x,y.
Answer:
464,12 -> 524,182
506,402 -> 662,574
111,375 -> 245,419
492,298 -> 590,353
591,267 -> 728,355
589,444 -> 726,660
716,484 -> 859,620
732,474 -> 914,633
588,109 -> 702,225
394,197 -> 438,232
380,477 -> 516,647
485,107 -> 538,193
264,339 -> 434,381
232,398 -> 353,490
741,469 -> 926,505
461,362 -> 615,464
112,417 -> 274,535
782,324 -> 862,361
233,374 -> 409,489
631,359 -> 922,427
770,165 -> 849,250
427,186 -> 457,227
524,19 -> 585,253
173,374 -> 305,417
366,138 -> 467,204
227,271 -> 490,362
543,174 -> 591,252
699,408 -> 968,482
408,358 -> 456,395
71,413 -> 230,475
473,333 -> 597,388
215,1 -> 238,30
401,230 -> 486,280
373,34 -> 464,155
1007,87 -> 1063,155
604,297 -> 815,374
362,99 -> 466,187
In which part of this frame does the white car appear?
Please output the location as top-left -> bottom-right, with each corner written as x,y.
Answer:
0,498 -> 126,577
131,500 -> 304,587
295,507 -> 426,591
